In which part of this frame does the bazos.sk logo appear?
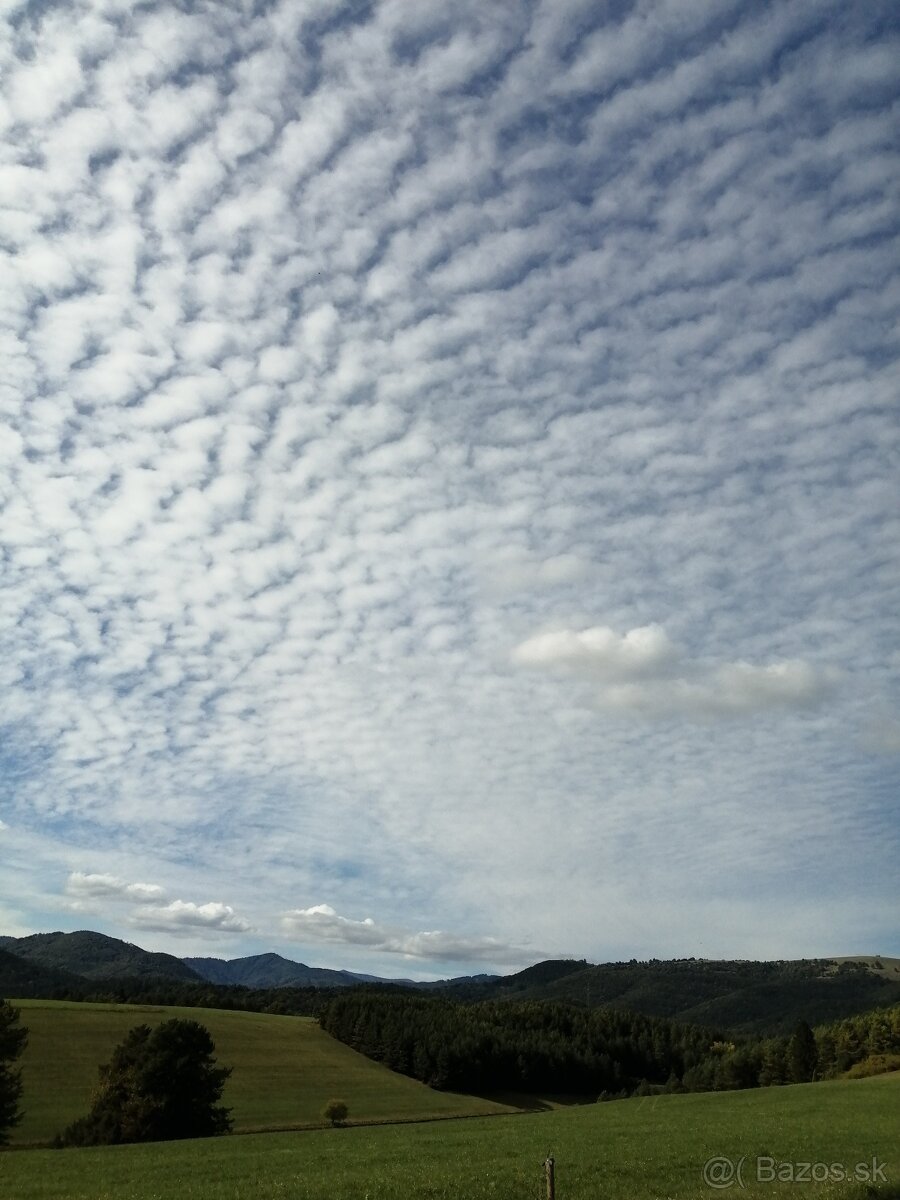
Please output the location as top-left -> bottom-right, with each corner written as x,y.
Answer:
702,1155 -> 887,1189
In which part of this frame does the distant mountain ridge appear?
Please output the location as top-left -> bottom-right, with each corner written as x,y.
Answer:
184,952 -> 370,989
0,931 -> 492,994
182,952 -> 490,990
1,929 -> 898,1036
445,955 -> 900,1034
1,931 -> 200,983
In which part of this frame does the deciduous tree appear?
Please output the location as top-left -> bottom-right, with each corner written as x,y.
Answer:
323,1098 -> 349,1126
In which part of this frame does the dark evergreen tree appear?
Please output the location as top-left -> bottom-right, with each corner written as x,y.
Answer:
787,1020 -> 818,1083
60,1019 -> 232,1145
0,998 -> 28,1144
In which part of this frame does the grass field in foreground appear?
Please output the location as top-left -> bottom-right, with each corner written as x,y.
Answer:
3,1071 -> 898,1200
9,999 -> 515,1145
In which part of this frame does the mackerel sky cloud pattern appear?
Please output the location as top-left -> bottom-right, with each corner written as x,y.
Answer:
0,0 -> 898,971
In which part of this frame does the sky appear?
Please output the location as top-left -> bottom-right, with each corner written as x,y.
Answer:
0,0 -> 898,980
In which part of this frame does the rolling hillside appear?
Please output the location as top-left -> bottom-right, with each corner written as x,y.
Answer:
9,999 -> 517,1145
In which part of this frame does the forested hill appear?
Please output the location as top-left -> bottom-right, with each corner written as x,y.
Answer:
443,957 -> 900,1035
1,930 -> 200,982
320,990 -> 900,1099
320,991 -> 721,1096
0,946 -> 86,994
184,952 -> 366,989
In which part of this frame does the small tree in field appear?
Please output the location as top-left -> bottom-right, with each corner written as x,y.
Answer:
0,999 -> 28,1145
323,1098 -> 349,1126
60,1019 -> 232,1145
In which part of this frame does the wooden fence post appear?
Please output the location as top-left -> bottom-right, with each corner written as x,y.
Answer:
544,1155 -> 555,1200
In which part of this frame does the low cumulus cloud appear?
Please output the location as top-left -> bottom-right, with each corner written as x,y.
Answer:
65,871 -> 166,903
64,872 -> 249,933
130,900 -> 250,934
512,625 -> 836,717
282,904 -> 541,965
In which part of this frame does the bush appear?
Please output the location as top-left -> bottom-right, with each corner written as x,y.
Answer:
60,1019 -> 232,1145
844,1053 -> 900,1079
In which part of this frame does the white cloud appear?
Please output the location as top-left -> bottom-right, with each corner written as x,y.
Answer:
512,624 -> 679,677
282,905 -> 542,965
62,873 -> 249,936
131,900 -> 251,934
282,903 -> 381,946
65,872 -> 166,904
7,47 -> 84,124
511,625 -> 836,717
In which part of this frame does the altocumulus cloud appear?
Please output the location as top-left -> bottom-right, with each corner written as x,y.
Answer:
0,0 -> 897,968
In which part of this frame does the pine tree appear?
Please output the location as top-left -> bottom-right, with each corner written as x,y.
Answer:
61,1019 -> 231,1145
787,1021 -> 817,1083
0,999 -> 28,1144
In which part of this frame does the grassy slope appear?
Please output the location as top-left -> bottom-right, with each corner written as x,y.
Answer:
10,999 -> 515,1145
3,1073 -> 897,1200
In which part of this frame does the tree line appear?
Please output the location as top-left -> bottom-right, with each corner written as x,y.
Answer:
14,975 -> 337,1017
319,990 -> 900,1098
320,992 -> 727,1094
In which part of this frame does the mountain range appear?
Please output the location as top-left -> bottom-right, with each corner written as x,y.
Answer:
183,952 -> 411,989
1,930 -> 898,1035
0,931 -> 493,992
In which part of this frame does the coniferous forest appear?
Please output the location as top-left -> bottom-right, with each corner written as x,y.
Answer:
319,991 -> 900,1098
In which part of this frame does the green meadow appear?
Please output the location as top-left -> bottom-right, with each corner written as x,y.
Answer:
9,999 -> 516,1145
3,1000 -> 898,1200
3,1073 -> 897,1200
